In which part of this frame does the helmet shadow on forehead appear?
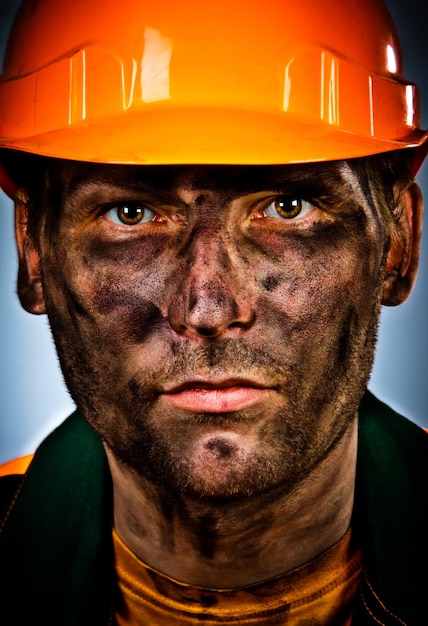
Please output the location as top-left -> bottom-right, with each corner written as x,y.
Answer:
0,147 -> 414,195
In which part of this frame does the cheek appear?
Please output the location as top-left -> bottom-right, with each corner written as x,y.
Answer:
90,274 -> 163,344
256,220 -> 384,311
253,226 -> 385,362
42,235 -> 172,350
40,237 -> 176,414
259,258 -> 372,322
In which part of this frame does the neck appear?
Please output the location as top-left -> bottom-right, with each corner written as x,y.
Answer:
105,419 -> 357,588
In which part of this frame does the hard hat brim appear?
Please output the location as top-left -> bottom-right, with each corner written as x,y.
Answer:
1,107 -> 427,168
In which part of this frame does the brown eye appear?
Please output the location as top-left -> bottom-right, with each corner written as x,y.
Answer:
105,203 -> 155,225
264,197 -> 313,220
274,197 -> 301,218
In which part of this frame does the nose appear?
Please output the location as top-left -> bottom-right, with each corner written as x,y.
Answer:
167,234 -> 256,339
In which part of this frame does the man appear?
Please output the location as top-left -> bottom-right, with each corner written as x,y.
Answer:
0,0 -> 427,624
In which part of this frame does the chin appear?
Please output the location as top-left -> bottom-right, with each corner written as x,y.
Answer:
161,434 -> 298,500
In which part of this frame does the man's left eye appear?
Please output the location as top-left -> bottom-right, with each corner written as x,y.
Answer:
105,203 -> 156,225
264,197 -> 314,219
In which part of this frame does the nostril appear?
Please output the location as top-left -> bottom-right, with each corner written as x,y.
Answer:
230,311 -> 256,330
195,325 -> 222,338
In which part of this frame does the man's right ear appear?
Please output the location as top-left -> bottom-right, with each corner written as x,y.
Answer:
15,190 -> 46,315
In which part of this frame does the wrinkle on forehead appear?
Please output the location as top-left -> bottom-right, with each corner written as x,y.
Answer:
55,161 -> 352,198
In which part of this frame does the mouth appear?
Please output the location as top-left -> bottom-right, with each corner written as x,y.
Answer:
160,378 -> 275,413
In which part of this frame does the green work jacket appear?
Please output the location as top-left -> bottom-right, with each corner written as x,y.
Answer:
0,392 -> 427,625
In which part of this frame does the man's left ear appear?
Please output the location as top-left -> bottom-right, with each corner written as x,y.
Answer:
382,181 -> 424,306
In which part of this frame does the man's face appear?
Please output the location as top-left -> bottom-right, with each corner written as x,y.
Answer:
35,162 -> 390,498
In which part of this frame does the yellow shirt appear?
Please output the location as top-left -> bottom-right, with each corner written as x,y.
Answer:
113,527 -> 362,625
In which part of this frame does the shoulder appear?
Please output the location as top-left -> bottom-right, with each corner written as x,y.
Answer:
0,454 -> 34,524
358,391 -> 428,458
0,454 -> 34,478
358,390 -> 428,496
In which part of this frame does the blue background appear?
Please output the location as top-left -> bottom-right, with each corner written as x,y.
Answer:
1,0 -> 427,463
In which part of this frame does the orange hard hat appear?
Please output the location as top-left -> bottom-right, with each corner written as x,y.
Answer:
0,0 -> 427,184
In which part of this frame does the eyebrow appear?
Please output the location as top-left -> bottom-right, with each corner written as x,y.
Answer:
61,162 -> 349,201
64,170 -> 151,198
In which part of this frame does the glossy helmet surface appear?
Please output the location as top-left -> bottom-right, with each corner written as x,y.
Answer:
0,0 -> 426,183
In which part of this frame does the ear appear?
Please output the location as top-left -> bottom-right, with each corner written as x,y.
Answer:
15,190 -> 46,315
382,181 -> 424,306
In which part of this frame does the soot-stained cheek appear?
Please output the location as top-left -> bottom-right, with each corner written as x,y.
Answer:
86,232 -> 171,265
335,308 -> 361,366
91,283 -> 164,344
256,254 -> 367,351
250,214 -> 369,264
79,232 -> 169,306
261,274 -> 283,292
61,283 -> 91,320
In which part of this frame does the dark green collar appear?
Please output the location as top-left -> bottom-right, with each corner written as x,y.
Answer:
0,411 -> 113,625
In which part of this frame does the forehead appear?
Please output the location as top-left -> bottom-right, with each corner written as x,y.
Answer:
54,161 -> 352,198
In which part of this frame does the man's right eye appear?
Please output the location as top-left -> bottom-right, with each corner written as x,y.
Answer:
105,203 -> 156,226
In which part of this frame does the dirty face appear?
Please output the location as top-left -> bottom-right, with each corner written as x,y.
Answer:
35,162 -> 391,498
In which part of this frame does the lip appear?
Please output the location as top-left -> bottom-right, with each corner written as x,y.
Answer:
160,378 -> 274,413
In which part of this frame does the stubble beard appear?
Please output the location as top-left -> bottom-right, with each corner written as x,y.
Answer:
104,404 -> 329,500
86,324 -> 378,501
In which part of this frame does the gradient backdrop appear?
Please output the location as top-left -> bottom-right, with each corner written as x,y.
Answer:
1,0 -> 427,463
